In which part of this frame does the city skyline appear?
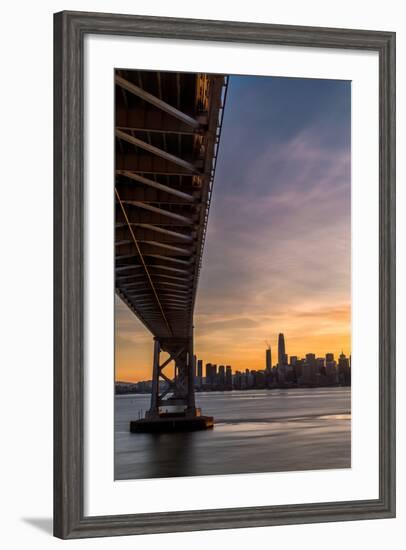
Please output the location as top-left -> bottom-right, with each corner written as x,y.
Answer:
115,74 -> 351,382
116,344 -> 351,390
116,328 -> 350,383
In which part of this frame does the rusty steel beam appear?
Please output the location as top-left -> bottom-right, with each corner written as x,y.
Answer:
116,275 -> 142,281
121,281 -> 149,289
140,240 -> 191,255
157,281 -> 191,289
115,74 -> 201,129
115,225 -> 193,246
116,107 -> 197,134
159,301 -> 189,307
116,129 -> 199,173
114,246 -> 193,264
115,253 -> 138,261
116,273 -> 145,285
116,151 -> 202,174
129,224 -> 194,242
117,210 -> 194,227
115,265 -> 143,272
144,254 -> 192,265
121,200 -> 194,224
116,126 -> 196,136
117,170 -> 196,202
148,264 -> 190,275
152,287 -> 191,295
159,293 -> 192,300
150,277 -> 191,286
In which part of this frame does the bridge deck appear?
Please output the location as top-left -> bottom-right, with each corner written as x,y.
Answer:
115,70 -> 228,341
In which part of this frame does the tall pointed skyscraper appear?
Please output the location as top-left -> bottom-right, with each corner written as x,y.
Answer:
278,333 -> 287,366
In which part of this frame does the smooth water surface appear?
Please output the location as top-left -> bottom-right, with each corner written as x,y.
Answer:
115,387 -> 351,480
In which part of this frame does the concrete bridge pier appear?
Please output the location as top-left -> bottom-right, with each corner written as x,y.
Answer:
130,336 -> 213,433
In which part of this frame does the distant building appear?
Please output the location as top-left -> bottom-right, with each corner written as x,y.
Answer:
225,365 -> 232,389
247,370 -> 255,388
316,357 -> 325,370
277,364 -> 286,384
338,352 -> 349,368
293,358 -> 304,380
197,359 -> 203,378
254,370 -> 266,388
266,348 -> 272,372
338,352 -> 351,386
218,365 -> 225,386
194,358 -> 203,388
306,353 -> 316,364
301,353 -> 317,385
278,333 -> 287,366
205,363 -> 217,387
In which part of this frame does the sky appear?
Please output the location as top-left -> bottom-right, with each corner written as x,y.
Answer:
116,75 -> 351,382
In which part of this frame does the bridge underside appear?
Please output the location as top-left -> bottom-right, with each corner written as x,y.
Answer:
115,69 -> 228,425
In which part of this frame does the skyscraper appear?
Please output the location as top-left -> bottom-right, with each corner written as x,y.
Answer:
197,359 -> 203,378
205,363 -> 216,386
278,333 -> 287,366
225,365 -> 232,389
194,358 -> 203,388
266,347 -> 272,372
338,352 -> 351,385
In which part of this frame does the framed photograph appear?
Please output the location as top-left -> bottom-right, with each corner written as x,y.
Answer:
54,10 -> 396,539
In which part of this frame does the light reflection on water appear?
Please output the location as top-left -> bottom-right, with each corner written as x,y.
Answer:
115,387 -> 351,480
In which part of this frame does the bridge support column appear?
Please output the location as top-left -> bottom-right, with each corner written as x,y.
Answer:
186,335 -> 197,416
130,335 -> 214,433
145,338 -> 161,420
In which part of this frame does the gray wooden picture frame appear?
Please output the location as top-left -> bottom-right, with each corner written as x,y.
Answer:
54,10 -> 396,539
